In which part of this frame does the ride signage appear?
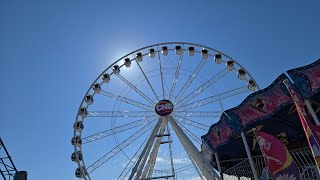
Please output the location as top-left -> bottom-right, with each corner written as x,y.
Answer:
155,100 -> 174,116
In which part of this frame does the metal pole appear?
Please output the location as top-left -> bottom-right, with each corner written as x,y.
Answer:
167,123 -> 175,178
0,138 -> 18,172
142,118 -> 168,178
305,100 -> 320,125
0,169 -> 6,180
168,115 -> 220,180
214,152 -> 222,177
128,118 -> 162,180
240,132 -> 258,180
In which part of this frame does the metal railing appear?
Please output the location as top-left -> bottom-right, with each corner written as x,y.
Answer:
223,147 -> 319,180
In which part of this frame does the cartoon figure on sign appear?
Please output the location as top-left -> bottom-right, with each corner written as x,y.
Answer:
249,98 -> 267,113
257,135 -> 282,165
257,131 -> 301,180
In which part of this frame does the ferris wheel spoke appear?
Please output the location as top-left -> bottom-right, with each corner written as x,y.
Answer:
86,119 -> 157,174
88,111 -> 155,118
134,60 -> 159,101
174,164 -> 194,173
175,68 -> 229,106
173,56 -> 207,103
128,117 -> 163,179
172,111 -> 222,118
157,50 -> 165,99
99,90 -> 153,111
175,85 -> 249,111
117,129 -> 153,180
169,49 -> 184,100
82,117 -> 154,144
115,73 -> 156,105
175,115 -> 210,131
186,154 -> 205,180
176,121 -> 201,145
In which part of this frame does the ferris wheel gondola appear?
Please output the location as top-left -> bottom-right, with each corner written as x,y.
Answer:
71,42 -> 259,180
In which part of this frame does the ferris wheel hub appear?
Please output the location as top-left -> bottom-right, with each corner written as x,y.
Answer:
155,100 -> 174,116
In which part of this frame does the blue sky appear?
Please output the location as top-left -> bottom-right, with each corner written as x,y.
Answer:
1,1 -> 320,180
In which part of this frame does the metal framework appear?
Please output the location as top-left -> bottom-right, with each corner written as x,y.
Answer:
223,148 -> 319,180
72,42 -> 259,180
87,111 -> 223,118
0,138 -> 18,180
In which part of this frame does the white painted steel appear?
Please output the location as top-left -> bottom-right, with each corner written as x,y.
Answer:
305,100 -> 320,125
240,132 -> 259,180
142,117 -> 168,179
168,115 -> 221,180
128,118 -> 162,180
72,42 -> 260,179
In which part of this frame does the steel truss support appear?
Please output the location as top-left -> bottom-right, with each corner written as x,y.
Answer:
175,68 -> 228,106
129,118 -> 162,180
0,138 -> 19,180
174,56 -> 207,103
88,111 -> 222,118
100,90 -> 153,111
142,117 -> 168,179
167,123 -> 175,178
87,120 -> 156,173
175,86 -> 248,110
117,130 -> 153,180
168,116 -> 221,180
82,117 -> 153,144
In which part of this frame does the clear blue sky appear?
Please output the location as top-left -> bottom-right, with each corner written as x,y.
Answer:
1,1 -> 320,180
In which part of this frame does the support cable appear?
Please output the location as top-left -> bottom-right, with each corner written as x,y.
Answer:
82,116 -> 154,144
87,120 -> 156,173
169,48 -> 184,100
175,68 -> 228,106
100,90 -> 153,111
174,56 -> 207,103
157,50 -> 165,99
116,73 -> 155,105
134,56 -> 159,101
175,86 -> 248,110
117,130 -> 153,180
128,118 -> 162,180
175,115 -> 210,131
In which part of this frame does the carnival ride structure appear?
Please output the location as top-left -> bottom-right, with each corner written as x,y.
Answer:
202,59 -> 320,180
71,41 -> 320,180
71,42 -> 260,180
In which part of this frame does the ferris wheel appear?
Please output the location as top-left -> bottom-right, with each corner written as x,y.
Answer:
71,42 -> 259,180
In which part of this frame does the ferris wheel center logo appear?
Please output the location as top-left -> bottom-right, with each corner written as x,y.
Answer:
155,100 -> 174,116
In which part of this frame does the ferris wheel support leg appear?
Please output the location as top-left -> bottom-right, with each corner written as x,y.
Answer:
129,118 -> 162,180
168,115 -> 221,180
305,100 -> 320,125
142,117 -> 168,179
240,131 -> 259,180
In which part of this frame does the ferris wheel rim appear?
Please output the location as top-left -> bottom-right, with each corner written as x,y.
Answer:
78,41 -> 259,110
72,42 -> 260,180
